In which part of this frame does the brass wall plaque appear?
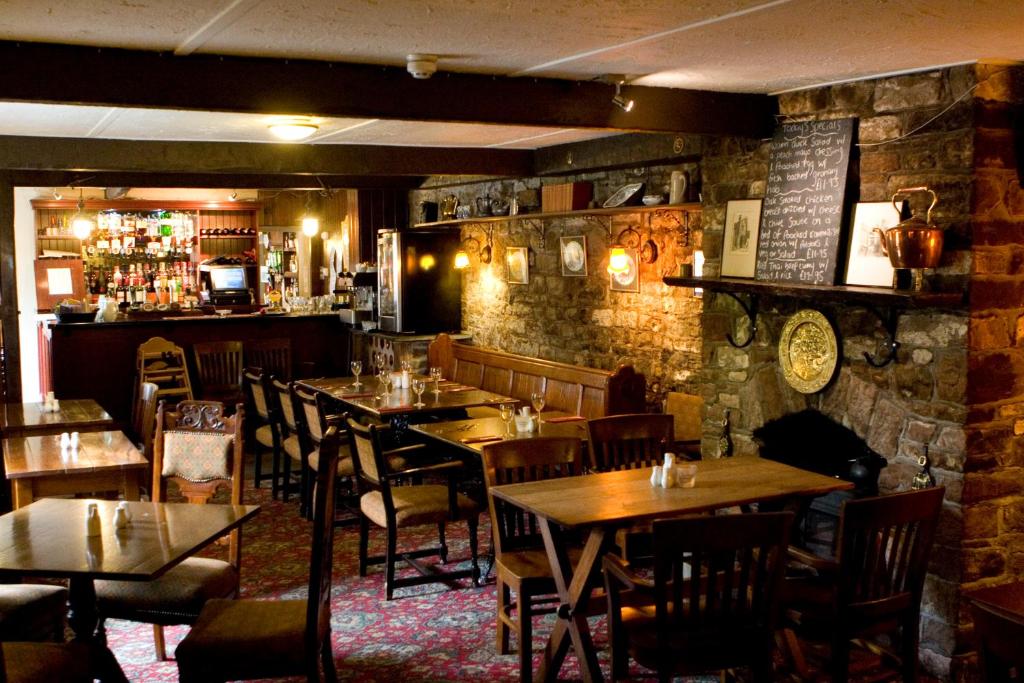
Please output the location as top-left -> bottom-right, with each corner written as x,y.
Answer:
779,309 -> 839,394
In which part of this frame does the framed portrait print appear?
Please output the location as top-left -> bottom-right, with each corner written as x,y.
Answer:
560,235 -> 588,277
506,246 -> 529,285
609,248 -> 640,293
844,201 -> 904,287
721,199 -> 762,278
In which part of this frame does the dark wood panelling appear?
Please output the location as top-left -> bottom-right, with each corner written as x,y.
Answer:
0,177 -> 19,400
357,190 -> 409,262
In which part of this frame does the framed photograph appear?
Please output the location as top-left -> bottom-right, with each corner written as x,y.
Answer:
560,235 -> 588,277
506,246 -> 529,285
844,201 -> 904,287
609,248 -> 640,293
721,199 -> 762,278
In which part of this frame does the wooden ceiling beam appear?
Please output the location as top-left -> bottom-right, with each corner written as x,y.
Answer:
0,41 -> 777,138
8,170 -> 424,190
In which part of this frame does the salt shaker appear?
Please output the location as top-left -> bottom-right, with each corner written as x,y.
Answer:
85,503 -> 101,537
70,431 -> 79,449
660,453 -> 677,488
113,505 -> 129,530
651,465 -> 663,487
60,432 -> 70,449
116,500 -> 132,524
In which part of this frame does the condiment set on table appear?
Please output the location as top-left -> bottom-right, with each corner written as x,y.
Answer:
41,391 -> 61,413
650,452 -> 697,489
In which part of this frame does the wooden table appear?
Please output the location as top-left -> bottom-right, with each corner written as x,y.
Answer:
0,399 -> 113,438
0,498 -> 260,681
301,376 -> 515,420
409,412 -> 589,456
489,457 -> 853,683
970,580 -> 1024,616
3,430 -> 148,509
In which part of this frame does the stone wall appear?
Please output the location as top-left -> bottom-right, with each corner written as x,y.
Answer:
962,64 -> 1024,679
700,66 -> 975,678
410,162 -> 706,409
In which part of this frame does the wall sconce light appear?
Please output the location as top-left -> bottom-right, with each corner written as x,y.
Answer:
71,188 -> 93,240
453,228 -> 493,270
607,245 -> 630,274
607,225 -> 657,274
454,249 -> 471,270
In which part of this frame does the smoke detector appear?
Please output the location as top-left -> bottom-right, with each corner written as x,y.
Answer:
406,54 -> 438,79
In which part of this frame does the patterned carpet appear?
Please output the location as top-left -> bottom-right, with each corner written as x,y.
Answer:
103,480 -> 623,682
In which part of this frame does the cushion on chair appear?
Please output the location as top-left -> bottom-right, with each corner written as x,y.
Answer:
2,642 -> 93,682
96,557 -> 237,623
254,425 -> 276,449
175,598 -> 307,681
308,449 -> 355,477
161,431 -> 233,482
360,486 -> 479,528
283,434 -> 303,462
0,585 -> 68,642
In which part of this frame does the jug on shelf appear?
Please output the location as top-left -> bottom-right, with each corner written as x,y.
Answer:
873,186 -> 944,270
439,195 -> 459,220
475,196 -> 492,217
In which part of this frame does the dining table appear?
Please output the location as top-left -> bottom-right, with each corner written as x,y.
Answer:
409,411 -> 589,456
0,497 -> 260,682
3,430 -> 149,509
0,399 -> 114,438
489,457 -> 853,683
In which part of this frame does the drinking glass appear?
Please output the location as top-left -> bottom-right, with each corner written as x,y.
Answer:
430,366 -> 443,395
412,379 -> 426,408
350,360 -> 363,389
380,372 -> 393,399
531,392 -> 546,420
372,351 -> 383,375
499,403 -> 515,436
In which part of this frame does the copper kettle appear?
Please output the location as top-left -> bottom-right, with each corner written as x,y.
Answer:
873,186 -> 944,269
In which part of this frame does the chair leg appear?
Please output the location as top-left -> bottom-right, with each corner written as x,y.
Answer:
254,443 -> 264,490
496,578 -> 511,655
518,587 -> 534,683
830,632 -> 851,683
437,522 -> 448,563
468,517 -> 480,585
358,516 -> 370,577
281,452 -> 292,503
271,442 -> 282,499
901,614 -> 920,683
153,623 -> 167,661
320,632 -> 337,683
384,525 -> 398,601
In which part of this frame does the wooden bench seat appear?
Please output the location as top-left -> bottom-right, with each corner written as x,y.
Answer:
427,334 -> 645,418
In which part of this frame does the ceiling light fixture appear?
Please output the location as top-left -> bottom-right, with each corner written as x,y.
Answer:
301,191 -> 320,236
612,81 -> 634,113
71,188 -> 93,240
406,54 -> 438,79
268,117 -> 319,141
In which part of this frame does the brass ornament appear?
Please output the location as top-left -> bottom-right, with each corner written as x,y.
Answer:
779,309 -> 839,394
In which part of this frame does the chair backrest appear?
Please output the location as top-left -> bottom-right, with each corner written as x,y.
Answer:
971,599 -> 1024,682
652,512 -> 792,649
664,391 -> 703,443
587,413 -> 674,472
306,417 -> 342,651
245,338 -> 292,382
192,341 -> 245,394
137,336 -> 184,363
272,378 -> 298,433
481,437 -> 583,556
835,487 -> 944,618
292,384 -> 325,455
344,416 -> 391,506
151,400 -> 245,567
242,367 -> 274,424
135,381 -> 159,460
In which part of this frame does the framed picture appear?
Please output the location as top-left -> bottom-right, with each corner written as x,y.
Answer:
506,246 -> 529,285
609,248 -> 640,293
721,199 -> 762,278
844,201 -> 904,287
560,235 -> 588,277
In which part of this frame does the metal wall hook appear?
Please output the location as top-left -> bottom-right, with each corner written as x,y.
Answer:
719,291 -> 759,348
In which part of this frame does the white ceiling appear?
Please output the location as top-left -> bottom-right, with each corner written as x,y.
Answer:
0,0 -> 1020,148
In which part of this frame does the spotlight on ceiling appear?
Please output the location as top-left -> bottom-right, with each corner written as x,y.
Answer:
268,117 -> 319,141
612,82 -> 634,113
406,54 -> 438,79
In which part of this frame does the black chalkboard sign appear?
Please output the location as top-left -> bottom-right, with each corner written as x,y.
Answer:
755,118 -> 855,285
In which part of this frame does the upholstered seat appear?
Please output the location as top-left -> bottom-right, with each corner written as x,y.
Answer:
0,584 -> 68,642
360,485 -> 478,528
254,424 -> 275,449
96,558 -> 237,620
283,434 -> 302,462
1,642 -> 93,682
308,448 -> 355,477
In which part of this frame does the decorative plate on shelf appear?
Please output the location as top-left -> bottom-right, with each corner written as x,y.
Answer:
778,309 -> 838,394
602,182 -> 644,208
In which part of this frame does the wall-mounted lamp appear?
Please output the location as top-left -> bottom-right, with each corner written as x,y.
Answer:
607,225 -> 657,274
454,249 -> 471,270
301,192 -> 320,236
71,188 -> 93,240
453,228 -> 493,270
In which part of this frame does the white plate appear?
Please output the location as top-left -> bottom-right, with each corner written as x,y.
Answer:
603,182 -> 644,208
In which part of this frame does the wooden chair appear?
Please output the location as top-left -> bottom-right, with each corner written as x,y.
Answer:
971,598 -> 1024,683
603,512 -> 794,682
95,400 -> 246,661
586,413 -> 674,472
664,391 -> 703,459
291,383 -> 329,515
0,641 -> 94,682
0,584 -> 68,642
192,341 -> 245,407
480,436 -> 584,683
346,415 -> 480,600
780,486 -> 945,683
271,378 -> 305,512
243,368 -> 282,496
244,338 -> 292,382
136,336 -> 193,403
176,419 -> 343,683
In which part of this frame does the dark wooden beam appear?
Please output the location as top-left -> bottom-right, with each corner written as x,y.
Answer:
0,41 -> 777,138
0,136 -> 531,177
533,133 -> 704,176
8,170 -> 424,190
0,175 -> 21,402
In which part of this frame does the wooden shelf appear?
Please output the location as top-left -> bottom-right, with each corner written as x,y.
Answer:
413,202 -> 701,228
662,276 -> 965,309
31,199 -> 261,211
200,235 -> 257,239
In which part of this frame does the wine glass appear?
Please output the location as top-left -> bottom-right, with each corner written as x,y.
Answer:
350,360 -> 363,389
531,392 -> 546,420
499,403 -> 515,436
380,372 -> 393,399
412,379 -> 426,408
372,351 -> 383,375
430,366 -> 443,396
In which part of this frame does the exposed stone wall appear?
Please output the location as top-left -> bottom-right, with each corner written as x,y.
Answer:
700,66 -> 975,679
410,162 -> 706,408
963,64 -> 1024,680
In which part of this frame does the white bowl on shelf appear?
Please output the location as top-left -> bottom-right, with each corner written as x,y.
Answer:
215,309 -> 231,318
642,194 -> 664,206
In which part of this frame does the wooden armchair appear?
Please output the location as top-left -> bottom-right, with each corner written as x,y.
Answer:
586,413 -> 674,472
176,418 -> 344,682
603,512 -> 793,682
346,416 -> 480,600
780,487 -> 945,683
192,341 -> 245,407
480,436 -> 584,683
243,368 -> 282,495
244,338 -> 292,382
95,400 -> 245,661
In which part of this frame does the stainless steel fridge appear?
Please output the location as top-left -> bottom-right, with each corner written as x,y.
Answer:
377,228 -> 462,333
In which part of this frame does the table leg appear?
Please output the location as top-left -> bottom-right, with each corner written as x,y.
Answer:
12,480 -> 32,510
68,577 -> 128,683
536,520 -> 609,683
122,471 -> 140,502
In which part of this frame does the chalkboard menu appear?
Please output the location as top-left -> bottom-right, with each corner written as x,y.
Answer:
755,118 -> 855,285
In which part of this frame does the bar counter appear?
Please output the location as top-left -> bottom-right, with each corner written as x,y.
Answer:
49,312 -> 350,425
